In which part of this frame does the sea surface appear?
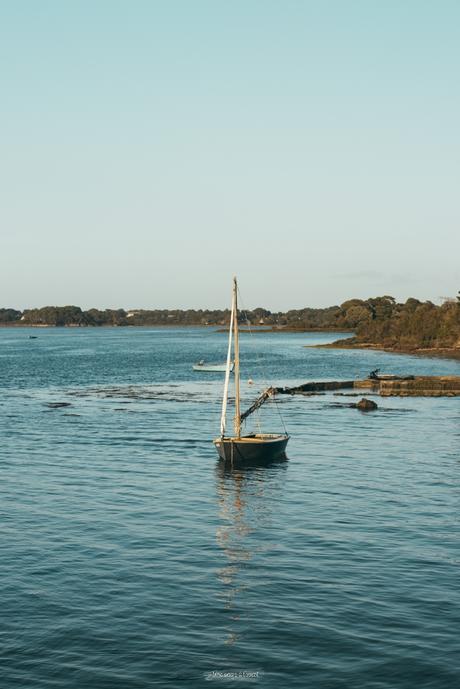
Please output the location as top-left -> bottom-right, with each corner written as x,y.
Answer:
1,327 -> 459,689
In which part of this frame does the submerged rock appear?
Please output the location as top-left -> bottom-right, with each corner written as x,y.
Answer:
355,398 -> 378,411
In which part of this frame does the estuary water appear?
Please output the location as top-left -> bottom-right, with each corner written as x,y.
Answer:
1,327 -> 459,689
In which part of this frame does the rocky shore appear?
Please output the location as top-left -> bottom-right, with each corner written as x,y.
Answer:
359,376 -> 460,396
276,376 -> 460,397
311,339 -> 460,361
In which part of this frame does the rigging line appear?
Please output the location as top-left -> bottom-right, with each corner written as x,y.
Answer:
220,288 -> 234,437
237,287 -> 288,434
236,289 -> 270,431
236,288 -> 270,390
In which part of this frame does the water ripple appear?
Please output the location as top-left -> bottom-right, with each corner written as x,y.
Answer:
1,327 -> 459,688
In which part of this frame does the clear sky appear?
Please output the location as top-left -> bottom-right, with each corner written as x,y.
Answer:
2,1 -> 459,311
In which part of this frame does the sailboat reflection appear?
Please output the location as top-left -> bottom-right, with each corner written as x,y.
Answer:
214,456 -> 288,645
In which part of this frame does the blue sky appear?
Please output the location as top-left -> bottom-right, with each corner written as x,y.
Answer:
2,1 -> 459,310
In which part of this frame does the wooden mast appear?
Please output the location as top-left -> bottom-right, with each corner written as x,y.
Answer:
233,276 -> 241,438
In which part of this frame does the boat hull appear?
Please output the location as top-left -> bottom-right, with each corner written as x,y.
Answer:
193,363 -> 234,372
214,433 -> 289,462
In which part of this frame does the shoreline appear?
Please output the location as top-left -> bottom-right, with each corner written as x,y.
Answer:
310,341 -> 460,361
2,324 -> 458,361
0,323 -> 353,333
215,327 -> 353,334
274,375 -> 460,396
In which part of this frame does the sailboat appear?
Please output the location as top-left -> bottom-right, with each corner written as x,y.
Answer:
213,277 -> 289,462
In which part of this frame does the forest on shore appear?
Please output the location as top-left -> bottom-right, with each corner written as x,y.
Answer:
1,294 -> 459,352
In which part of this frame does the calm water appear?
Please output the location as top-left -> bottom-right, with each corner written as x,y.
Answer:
1,327 -> 459,689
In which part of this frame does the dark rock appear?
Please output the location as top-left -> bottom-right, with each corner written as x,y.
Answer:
356,398 -> 378,411
334,392 -> 362,397
279,380 -> 355,394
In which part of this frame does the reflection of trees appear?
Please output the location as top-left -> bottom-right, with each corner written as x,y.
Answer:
214,458 -> 288,646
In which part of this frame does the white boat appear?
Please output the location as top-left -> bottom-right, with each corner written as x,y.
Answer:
214,277 -> 289,463
193,361 -> 234,372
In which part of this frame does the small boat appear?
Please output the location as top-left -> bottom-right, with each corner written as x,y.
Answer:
193,360 -> 234,372
368,369 -> 414,381
214,277 -> 289,462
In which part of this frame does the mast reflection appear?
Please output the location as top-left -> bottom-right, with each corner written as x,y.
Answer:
214,456 -> 288,646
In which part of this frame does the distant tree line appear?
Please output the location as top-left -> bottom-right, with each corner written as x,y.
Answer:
1,295 -> 459,349
0,303 -> 355,328
341,295 -> 460,350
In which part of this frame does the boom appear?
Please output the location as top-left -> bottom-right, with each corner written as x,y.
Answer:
240,387 -> 276,423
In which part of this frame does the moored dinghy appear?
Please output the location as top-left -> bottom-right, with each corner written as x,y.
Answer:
213,277 -> 289,462
193,360 -> 234,372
